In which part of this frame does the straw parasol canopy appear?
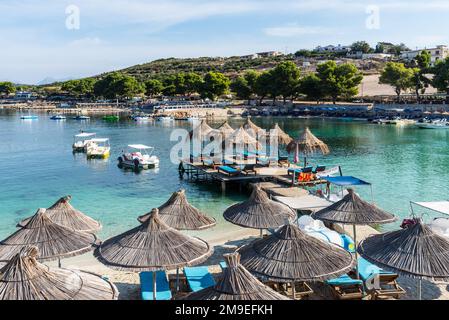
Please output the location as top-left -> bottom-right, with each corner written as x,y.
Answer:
286,127 -> 329,163
223,186 -> 296,230
312,188 -> 395,278
95,208 -> 213,272
269,123 -> 293,145
217,121 -> 235,138
358,219 -> 449,282
227,126 -> 261,149
18,196 -> 101,233
0,208 -> 97,263
137,189 -> 216,230
0,246 -> 118,300
312,189 -> 396,225
184,252 -> 289,300
188,119 -> 216,140
238,222 -> 355,283
243,118 -> 265,138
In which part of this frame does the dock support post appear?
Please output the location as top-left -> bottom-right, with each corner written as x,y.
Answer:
221,181 -> 226,195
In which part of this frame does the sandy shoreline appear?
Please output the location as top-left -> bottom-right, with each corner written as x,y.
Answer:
46,227 -> 261,300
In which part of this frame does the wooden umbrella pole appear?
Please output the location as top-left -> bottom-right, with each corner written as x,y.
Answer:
260,229 -> 263,238
418,279 -> 422,300
353,224 -> 359,279
291,281 -> 296,300
153,272 -> 157,300
58,258 -> 61,268
176,268 -> 180,292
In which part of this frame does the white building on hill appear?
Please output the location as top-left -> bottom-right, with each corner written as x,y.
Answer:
400,45 -> 449,65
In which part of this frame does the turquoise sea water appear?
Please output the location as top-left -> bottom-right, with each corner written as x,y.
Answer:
1,111 -> 448,240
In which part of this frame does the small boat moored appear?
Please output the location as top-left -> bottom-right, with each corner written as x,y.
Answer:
73,115 -> 90,120
118,144 -> 160,170
50,115 -> 67,120
416,118 -> 449,129
20,115 -> 38,120
86,138 -> 111,159
72,132 -> 96,152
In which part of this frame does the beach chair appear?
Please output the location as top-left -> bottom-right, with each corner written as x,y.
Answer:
274,282 -> 313,300
219,261 -> 227,271
139,271 -> 172,300
278,155 -> 289,167
202,158 -> 221,170
217,165 -> 240,176
340,234 -> 355,253
313,165 -> 326,174
242,164 -> 257,175
326,274 -> 365,300
358,258 -> 406,300
287,168 -> 302,176
184,266 -> 216,292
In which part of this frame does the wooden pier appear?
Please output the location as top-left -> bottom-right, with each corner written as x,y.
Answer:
178,160 -> 332,194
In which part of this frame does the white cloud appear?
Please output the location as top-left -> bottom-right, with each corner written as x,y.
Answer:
264,25 -> 334,37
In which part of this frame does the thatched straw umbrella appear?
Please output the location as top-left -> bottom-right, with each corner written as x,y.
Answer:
95,208 -> 213,300
312,189 -> 396,277
238,222 -> 354,298
358,218 -> 449,299
137,189 -> 216,230
243,118 -> 265,138
188,119 -> 215,139
223,186 -> 296,237
226,126 -> 261,161
217,121 -> 235,138
0,246 -> 118,300
0,208 -> 97,266
184,252 -> 289,300
270,123 -> 293,146
18,196 -> 101,233
286,127 -> 330,165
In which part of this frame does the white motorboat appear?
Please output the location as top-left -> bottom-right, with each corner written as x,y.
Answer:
416,118 -> 449,129
117,144 -> 159,170
156,115 -> 174,122
72,132 -> 96,152
86,138 -> 111,159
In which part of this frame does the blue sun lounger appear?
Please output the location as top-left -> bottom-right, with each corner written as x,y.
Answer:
184,266 -> 216,292
139,271 -> 172,300
218,165 -> 240,176
357,258 -> 405,299
326,274 -> 364,299
219,261 -> 227,271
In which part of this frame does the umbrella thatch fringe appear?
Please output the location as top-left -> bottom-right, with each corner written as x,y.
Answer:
138,190 -> 216,230
238,223 -> 355,282
95,208 -> 213,272
286,127 -> 330,155
217,121 -> 235,138
312,189 -> 396,225
270,123 -> 293,145
18,196 -> 102,233
227,126 -> 261,149
187,120 -> 217,140
358,220 -> 449,282
0,209 -> 97,262
223,186 -> 296,229
0,246 -> 117,300
184,253 -> 290,300
243,118 -> 266,138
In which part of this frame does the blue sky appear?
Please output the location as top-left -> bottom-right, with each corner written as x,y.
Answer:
1,0 -> 449,84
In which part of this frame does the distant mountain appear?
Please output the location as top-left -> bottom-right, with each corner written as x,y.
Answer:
37,76 -> 75,86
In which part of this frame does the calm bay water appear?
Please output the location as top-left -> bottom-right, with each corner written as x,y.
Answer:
1,111 -> 448,240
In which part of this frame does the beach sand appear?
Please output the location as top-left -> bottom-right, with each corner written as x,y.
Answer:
46,227 -> 261,300
46,225 -> 449,300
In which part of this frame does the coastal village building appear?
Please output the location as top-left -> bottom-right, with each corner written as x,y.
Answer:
314,44 -> 351,53
256,51 -> 284,57
400,45 -> 449,65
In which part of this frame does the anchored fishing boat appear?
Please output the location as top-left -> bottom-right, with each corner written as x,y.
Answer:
118,145 -> 159,170
86,138 -> 111,159
20,115 -> 38,120
73,115 -> 90,120
72,132 -> 96,152
416,118 -> 449,129
50,115 -> 66,120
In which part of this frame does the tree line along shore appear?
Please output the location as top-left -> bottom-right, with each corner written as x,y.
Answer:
1,48 -> 449,106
